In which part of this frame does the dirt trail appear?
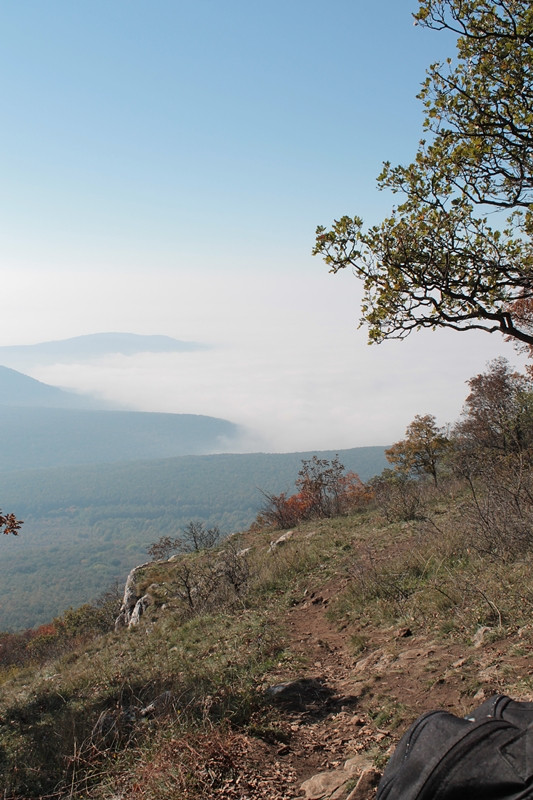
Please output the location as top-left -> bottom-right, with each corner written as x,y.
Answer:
287,588 -> 355,687
257,583 -> 384,798
256,570 -> 533,799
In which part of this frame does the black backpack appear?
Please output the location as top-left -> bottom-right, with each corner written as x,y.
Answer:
377,694 -> 533,800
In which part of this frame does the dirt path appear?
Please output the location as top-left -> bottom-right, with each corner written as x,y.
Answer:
255,583 -> 384,797
242,552 -> 533,800
260,574 -> 533,798
287,588 -> 355,686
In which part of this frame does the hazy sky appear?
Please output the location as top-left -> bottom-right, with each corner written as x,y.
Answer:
0,1 -> 523,452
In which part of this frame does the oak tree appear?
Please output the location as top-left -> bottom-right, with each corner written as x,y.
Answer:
386,414 -> 449,486
257,455 -> 371,529
454,356 -> 533,456
147,521 -> 220,560
314,0 -> 533,347
452,358 -> 533,554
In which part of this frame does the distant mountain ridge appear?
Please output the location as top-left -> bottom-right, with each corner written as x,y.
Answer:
0,365 -> 242,468
0,406 -> 241,470
0,332 -> 207,367
0,365 -> 112,410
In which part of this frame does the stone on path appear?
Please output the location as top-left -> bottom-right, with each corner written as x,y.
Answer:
300,770 -> 350,799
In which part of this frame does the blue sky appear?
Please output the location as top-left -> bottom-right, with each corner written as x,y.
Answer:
2,0 -> 441,265
0,1 -> 521,451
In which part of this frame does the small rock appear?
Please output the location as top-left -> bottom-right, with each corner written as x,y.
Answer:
344,755 -> 373,775
354,650 -> 394,675
331,784 -> 350,800
139,691 -> 175,718
396,627 -> 412,638
346,767 -> 381,800
452,657 -> 468,668
269,531 -> 294,551
479,663 -> 500,682
473,626 -> 492,648
300,770 -> 349,799
397,647 -> 433,662
265,678 -> 334,710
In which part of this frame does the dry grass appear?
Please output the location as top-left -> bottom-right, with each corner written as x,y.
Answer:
3,480 -> 533,797
329,486 -> 533,642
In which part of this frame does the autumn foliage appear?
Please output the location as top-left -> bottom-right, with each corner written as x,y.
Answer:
0,511 -> 22,536
258,456 -> 373,529
0,588 -> 120,670
385,414 -> 450,487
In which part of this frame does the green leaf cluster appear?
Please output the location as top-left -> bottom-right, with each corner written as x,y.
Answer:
314,0 -> 533,345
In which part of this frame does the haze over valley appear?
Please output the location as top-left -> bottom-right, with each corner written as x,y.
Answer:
0,335 -> 244,468
0,333 -> 388,629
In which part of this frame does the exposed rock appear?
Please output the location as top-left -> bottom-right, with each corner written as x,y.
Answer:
452,657 -> 468,669
473,626 -> 492,648
345,768 -> 380,800
478,663 -> 501,682
129,594 -> 152,627
344,755 -> 374,776
299,756 -> 380,800
114,561 -> 153,630
353,650 -> 395,675
269,530 -> 294,551
395,646 -> 434,663
265,678 -> 334,711
300,770 -> 349,799
139,690 -> 176,718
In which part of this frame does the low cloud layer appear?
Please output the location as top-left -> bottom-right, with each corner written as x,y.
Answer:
0,267 -> 524,453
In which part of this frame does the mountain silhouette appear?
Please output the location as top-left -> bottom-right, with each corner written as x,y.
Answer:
0,332 -> 207,367
0,365 -> 105,409
0,366 -> 241,468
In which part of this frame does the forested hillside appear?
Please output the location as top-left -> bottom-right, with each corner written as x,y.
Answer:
0,364 -> 243,468
0,406 -> 242,469
0,366 -> 108,409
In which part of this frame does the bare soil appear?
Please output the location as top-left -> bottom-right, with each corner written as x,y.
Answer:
238,571 -> 533,800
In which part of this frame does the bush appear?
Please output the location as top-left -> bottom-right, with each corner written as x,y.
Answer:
257,456 -> 372,529
369,470 -> 425,522
148,521 -> 221,560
